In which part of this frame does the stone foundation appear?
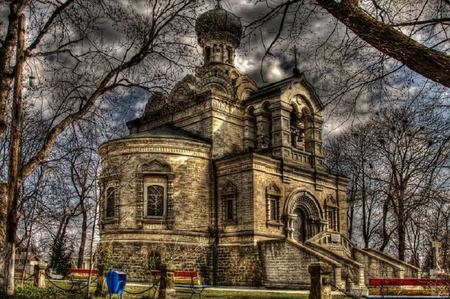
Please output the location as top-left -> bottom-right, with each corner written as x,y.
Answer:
109,242 -> 210,282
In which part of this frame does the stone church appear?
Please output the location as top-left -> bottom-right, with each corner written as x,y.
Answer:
99,3 -> 419,290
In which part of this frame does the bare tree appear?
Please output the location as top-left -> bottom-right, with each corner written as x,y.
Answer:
325,101 -> 450,262
0,0 -> 200,295
244,0 -> 450,88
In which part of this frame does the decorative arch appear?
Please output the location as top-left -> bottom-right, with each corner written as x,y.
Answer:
235,75 -> 258,101
137,158 -> 173,173
197,69 -> 234,96
283,190 -> 325,242
288,94 -> 322,156
144,92 -> 169,116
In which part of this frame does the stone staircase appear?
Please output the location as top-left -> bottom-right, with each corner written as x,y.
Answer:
305,231 -> 421,289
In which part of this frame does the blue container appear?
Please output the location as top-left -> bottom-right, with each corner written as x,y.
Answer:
106,270 -> 127,299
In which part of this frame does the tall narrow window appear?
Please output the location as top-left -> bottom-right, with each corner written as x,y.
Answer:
222,181 -> 237,225
269,197 -> 278,221
147,185 -> 164,217
328,208 -> 336,230
106,187 -> 115,218
226,199 -> 234,221
205,47 -> 211,63
266,183 -> 281,223
325,195 -> 338,231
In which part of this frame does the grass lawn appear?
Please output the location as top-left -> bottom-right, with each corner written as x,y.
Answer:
3,281 -> 311,299
177,290 -> 307,299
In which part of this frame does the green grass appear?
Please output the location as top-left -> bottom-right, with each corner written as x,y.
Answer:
177,290 -> 307,298
1,281 -> 310,299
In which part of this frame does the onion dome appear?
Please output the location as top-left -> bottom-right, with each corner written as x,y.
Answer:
195,3 -> 242,48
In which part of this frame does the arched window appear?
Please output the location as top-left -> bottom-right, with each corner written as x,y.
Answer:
222,181 -> 237,225
146,185 -> 164,217
266,182 -> 281,223
290,104 -> 305,149
136,158 -> 174,226
106,187 -> 115,218
325,195 -> 338,231
147,251 -> 161,270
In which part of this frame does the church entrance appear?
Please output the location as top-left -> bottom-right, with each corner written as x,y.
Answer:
284,191 -> 325,242
293,207 -> 307,242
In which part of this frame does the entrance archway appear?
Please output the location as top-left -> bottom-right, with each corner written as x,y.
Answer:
284,190 -> 325,242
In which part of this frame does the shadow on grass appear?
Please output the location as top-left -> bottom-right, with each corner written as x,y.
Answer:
5,281 -> 311,299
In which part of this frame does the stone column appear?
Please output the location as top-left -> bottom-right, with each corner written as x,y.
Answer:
34,263 -> 46,288
158,264 -> 176,299
309,262 -> 332,299
430,241 -> 442,278
254,107 -> 271,149
269,102 -> 291,148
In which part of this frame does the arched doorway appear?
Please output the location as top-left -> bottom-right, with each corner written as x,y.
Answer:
284,191 -> 325,242
293,207 -> 307,242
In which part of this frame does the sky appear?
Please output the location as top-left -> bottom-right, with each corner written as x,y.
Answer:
3,0 -> 448,138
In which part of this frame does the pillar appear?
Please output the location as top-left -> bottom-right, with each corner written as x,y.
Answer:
34,263 -> 46,288
309,262 -> 332,299
158,263 -> 176,299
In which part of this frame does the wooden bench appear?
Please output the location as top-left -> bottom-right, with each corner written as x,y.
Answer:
150,270 -> 208,298
365,278 -> 450,299
67,269 -> 99,291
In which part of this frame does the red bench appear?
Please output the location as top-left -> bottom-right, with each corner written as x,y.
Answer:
67,269 -> 99,291
365,278 -> 450,299
150,270 -> 207,298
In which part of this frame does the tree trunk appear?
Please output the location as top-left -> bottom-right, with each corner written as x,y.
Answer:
379,199 -> 390,252
316,0 -> 450,88
77,208 -> 88,269
0,183 -> 7,289
397,203 -> 406,261
4,13 -> 26,296
0,3 -> 20,140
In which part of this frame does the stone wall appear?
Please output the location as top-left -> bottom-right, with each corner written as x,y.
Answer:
108,241 -> 263,287
214,244 -> 262,286
258,240 -> 328,289
353,247 -> 421,282
109,241 -> 211,282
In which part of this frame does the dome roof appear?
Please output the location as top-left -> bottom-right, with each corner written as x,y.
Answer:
195,4 -> 242,48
